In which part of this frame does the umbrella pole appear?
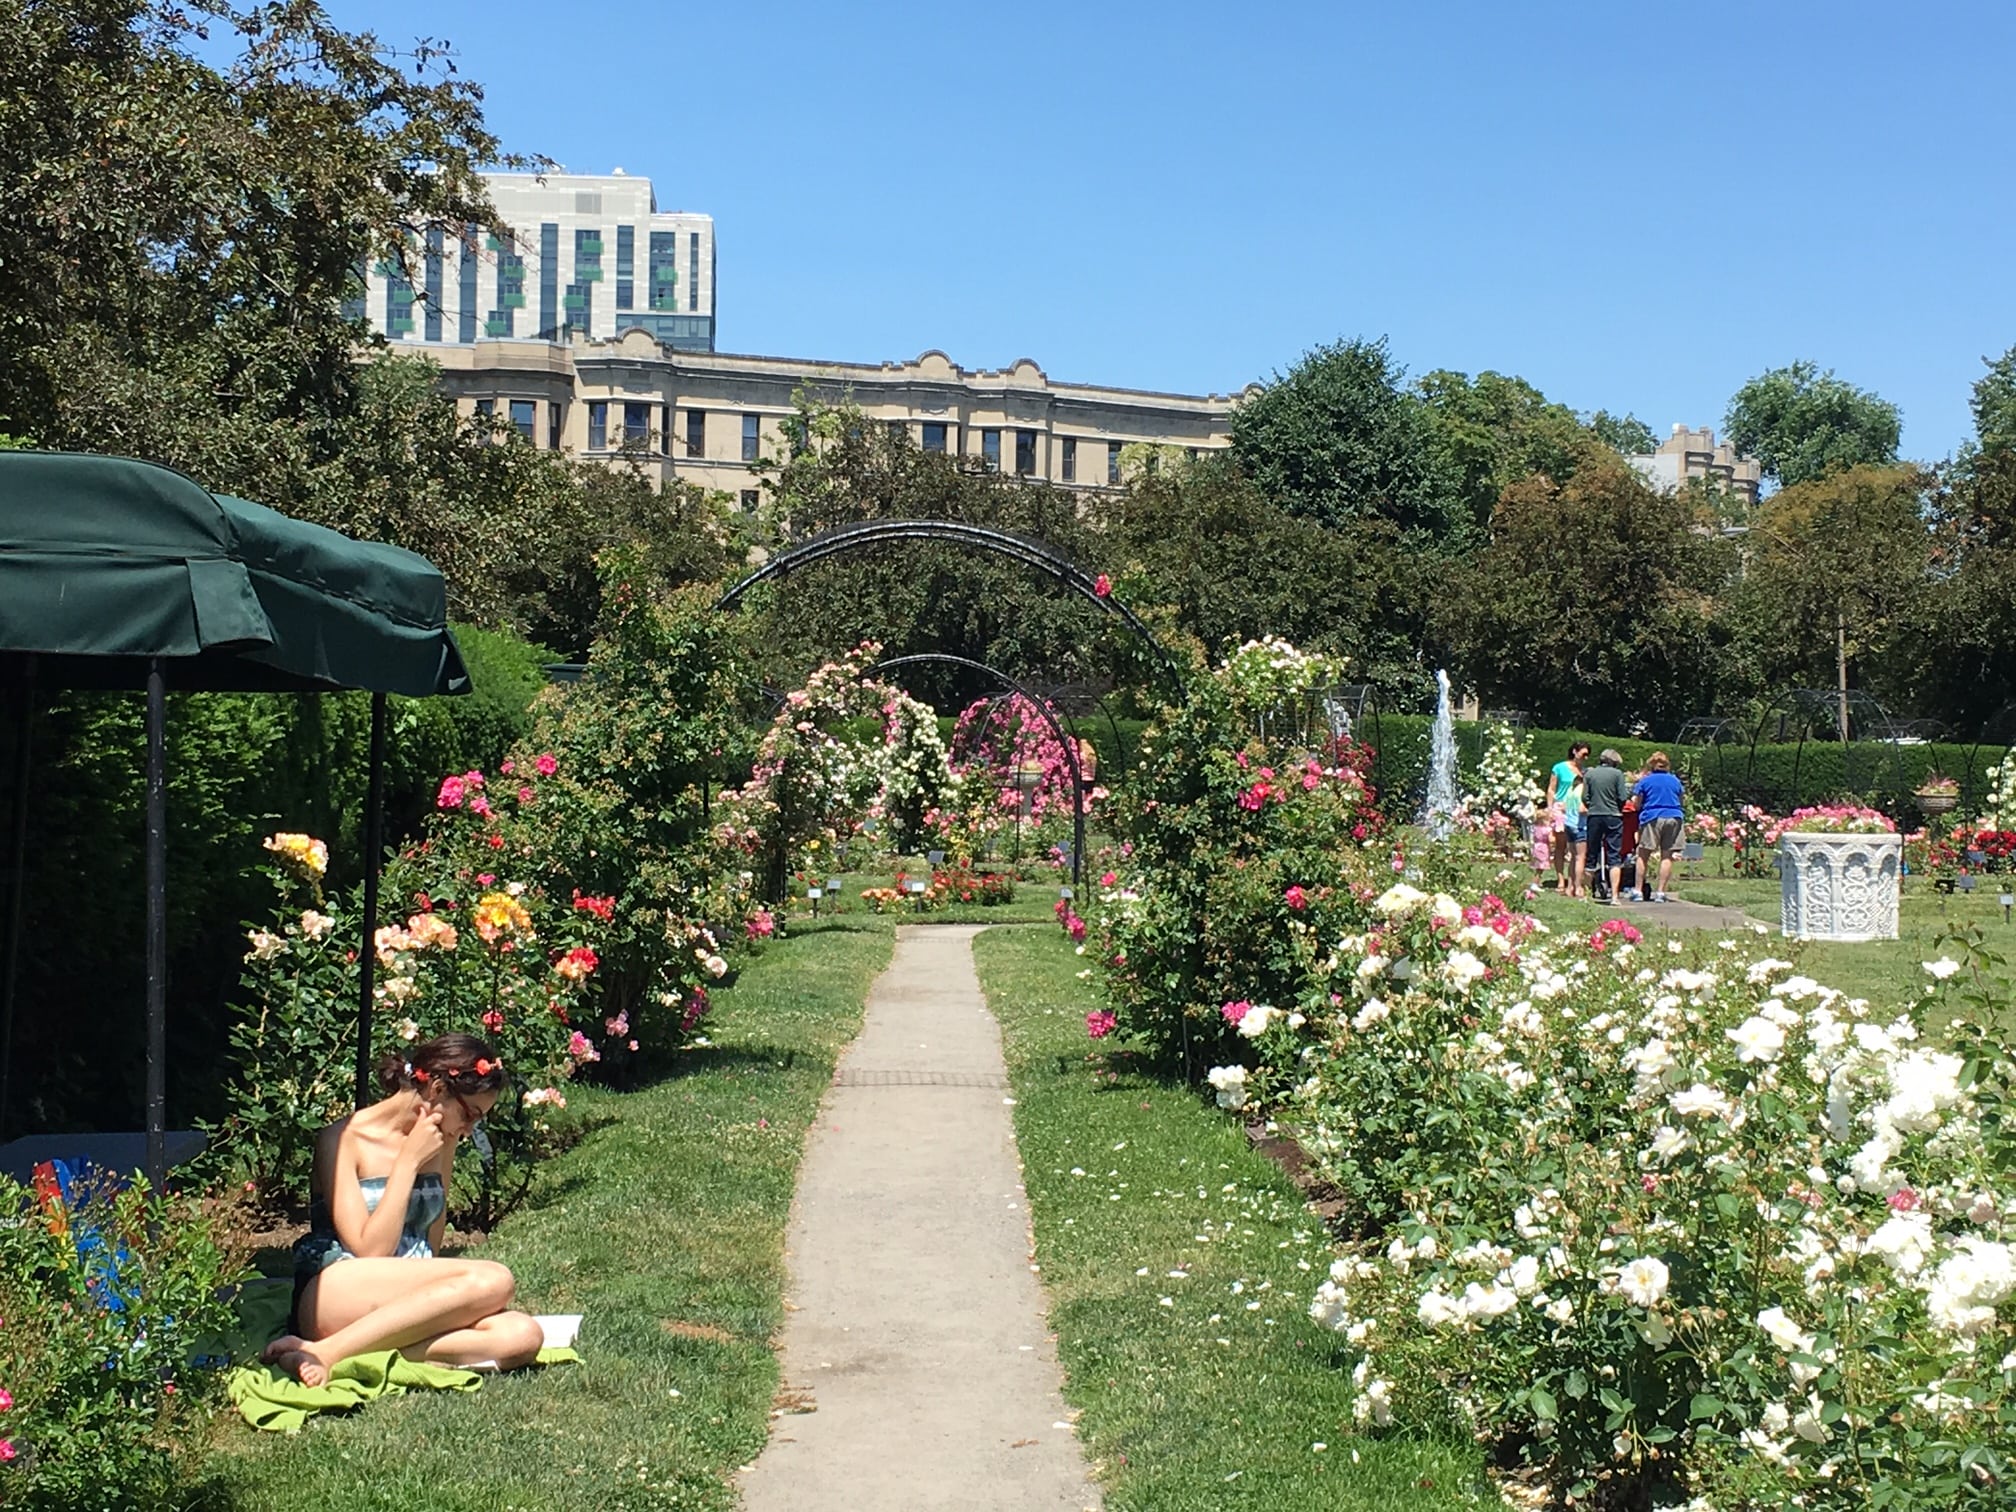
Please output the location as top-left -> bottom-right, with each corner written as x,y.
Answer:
0,658 -> 35,1138
356,692 -> 387,1107
144,660 -> 167,1190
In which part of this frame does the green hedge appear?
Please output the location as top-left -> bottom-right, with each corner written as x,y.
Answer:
1360,714 -> 2007,821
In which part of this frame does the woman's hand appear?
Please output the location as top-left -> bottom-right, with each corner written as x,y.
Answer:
399,1105 -> 446,1169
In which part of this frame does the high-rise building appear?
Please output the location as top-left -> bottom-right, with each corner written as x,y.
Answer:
357,171 -> 715,352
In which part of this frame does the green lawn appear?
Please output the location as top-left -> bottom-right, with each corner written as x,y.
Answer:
1465,854 -> 2016,1034
972,925 -> 1487,1511
200,915 -> 894,1512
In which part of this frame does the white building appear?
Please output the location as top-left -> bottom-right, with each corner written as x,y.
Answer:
355,171 -> 715,353
1627,424 -> 1762,506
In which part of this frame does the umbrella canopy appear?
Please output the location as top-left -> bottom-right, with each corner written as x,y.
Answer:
0,451 -> 466,695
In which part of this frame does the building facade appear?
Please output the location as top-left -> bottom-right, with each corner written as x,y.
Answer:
427,335 -> 1251,502
1627,424 -> 1763,506
356,171 -> 716,353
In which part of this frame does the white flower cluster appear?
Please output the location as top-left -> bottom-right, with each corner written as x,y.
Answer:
1465,721 -> 1538,820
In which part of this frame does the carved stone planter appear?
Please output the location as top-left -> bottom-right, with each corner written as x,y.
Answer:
1779,831 -> 1902,941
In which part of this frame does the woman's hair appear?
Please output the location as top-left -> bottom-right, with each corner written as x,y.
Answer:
1646,751 -> 1671,772
375,1033 -> 508,1098
1569,741 -> 1591,759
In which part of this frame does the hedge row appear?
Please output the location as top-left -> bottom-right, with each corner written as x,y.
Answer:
1359,713 -> 2008,821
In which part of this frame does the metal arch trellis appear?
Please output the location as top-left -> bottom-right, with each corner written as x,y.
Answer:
1745,687 -> 1901,811
869,653 -> 1088,891
713,520 -> 1190,705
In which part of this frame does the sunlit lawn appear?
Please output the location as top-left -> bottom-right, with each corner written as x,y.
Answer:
201,916 -> 894,1512
973,925 -> 1488,1512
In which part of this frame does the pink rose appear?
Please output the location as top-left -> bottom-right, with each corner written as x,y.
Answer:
436,775 -> 466,809
535,753 -> 559,777
1086,1010 -> 1117,1039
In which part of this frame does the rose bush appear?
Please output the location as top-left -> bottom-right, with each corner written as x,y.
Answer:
1074,640 -> 2016,1507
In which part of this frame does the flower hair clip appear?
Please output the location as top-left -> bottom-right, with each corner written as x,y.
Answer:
474,1057 -> 501,1076
405,1062 -> 430,1083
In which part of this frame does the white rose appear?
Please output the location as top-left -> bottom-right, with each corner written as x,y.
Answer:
1614,1256 -> 1670,1308
1727,1015 -> 1786,1064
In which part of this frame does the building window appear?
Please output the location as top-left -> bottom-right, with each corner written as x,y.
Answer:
1061,436 -> 1077,482
475,398 -> 495,420
981,429 -> 1001,470
492,234 -> 525,339
689,232 -> 700,312
422,226 -> 444,341
548,403 -> 562,449
588,401 -> 608,450
624,401 -> 651,446
740,489 -> 759,510
457,228 -> 478,343
1107,440 -> 1123,485
1015,429 -> 1037,476
922,421 -> 947,454
615,225 -> 635,310
509,399 -> 535,441
649,231 -> 680,311
538,222 -> 559,338
384,263 -> 415,338
886,419 -> 907,443
741,413 -> 760,463
686,409 -> 706,457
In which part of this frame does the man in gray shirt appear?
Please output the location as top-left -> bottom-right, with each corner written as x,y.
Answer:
1579,749 -> 1630,903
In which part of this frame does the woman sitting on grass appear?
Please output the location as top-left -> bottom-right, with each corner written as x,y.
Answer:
261,1033 -> 544,1385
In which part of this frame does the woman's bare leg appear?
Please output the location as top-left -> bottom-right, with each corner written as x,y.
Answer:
264,1258 -> 518,1384
406,1309 -> 547,1370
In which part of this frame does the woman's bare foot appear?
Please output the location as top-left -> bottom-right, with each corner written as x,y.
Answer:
260,1334 -> 332,1387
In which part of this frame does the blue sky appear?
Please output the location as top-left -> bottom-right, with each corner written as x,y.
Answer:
322,0 -> 2014,460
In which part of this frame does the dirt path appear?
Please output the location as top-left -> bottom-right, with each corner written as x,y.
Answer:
737,924 -> 1098,1512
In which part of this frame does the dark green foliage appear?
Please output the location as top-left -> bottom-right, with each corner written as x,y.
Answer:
1230,337 -> 1466,545
1415,368 -> 1602,533
1723,361 -> 1902,488
1586,410 -> 1658,457
0,625 -> 550,1138
1435,460 -> 1737,732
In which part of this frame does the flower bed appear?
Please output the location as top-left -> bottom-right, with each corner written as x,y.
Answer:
1068,641 -> 2016,1508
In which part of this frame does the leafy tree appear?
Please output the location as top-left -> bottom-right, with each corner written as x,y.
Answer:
1726,464 -> 1932,713
1415,369 -> 1600,532
1229,337 -> 1465,546
740,399 -> 1123,706
1723,361 -> 1901,488
1586,410 -> 1658,457
1956,344 -> 2016,469
1435,459 -> 1735,731
1101,451 -> 1428,700
1898,447 -> 2016,729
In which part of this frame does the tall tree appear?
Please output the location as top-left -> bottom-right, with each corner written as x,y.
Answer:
1723,361 -> 1901,489
1229,337 -> 1465,546
1415,369 -> 1600,532
1586,410 -> 1658,457
1726,464 -> 1932,717
1435,460 -> 1735,732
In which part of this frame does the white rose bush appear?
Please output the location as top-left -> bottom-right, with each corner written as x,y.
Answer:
1078,643 -> 2016,1508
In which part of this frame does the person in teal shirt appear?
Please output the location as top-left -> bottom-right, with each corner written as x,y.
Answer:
1548,742 -> 1590,896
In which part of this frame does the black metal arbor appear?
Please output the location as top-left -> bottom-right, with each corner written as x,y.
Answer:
714,520 -> 1190,704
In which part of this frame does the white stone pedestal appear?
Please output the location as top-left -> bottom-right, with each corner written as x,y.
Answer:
1779,831 -> 1902,941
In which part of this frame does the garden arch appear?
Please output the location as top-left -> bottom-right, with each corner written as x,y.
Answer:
868,653 -> 1089,891
714,520 -> 1190,704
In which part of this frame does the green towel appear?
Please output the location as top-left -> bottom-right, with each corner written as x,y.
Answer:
228,1350 -> 483,1433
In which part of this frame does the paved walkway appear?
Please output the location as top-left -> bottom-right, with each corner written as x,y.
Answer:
1597,894 -> 1760,932
739,925 -> 1098,1512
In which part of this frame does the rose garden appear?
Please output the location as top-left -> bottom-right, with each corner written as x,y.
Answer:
6,10 -> 2016,1507
3,504 -> 2014,1510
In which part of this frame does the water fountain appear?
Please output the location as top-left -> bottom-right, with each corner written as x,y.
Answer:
1420,669 -> 1460,840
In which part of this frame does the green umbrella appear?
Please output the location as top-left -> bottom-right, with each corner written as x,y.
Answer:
0,453 -> 468,1186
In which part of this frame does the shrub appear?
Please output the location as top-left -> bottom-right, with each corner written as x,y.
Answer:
0,1174 -> 247,1511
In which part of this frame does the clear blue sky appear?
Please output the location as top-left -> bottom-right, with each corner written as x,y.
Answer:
322,0 -> 2014,461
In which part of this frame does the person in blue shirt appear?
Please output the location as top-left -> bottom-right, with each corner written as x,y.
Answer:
1629,751 -> 1687,902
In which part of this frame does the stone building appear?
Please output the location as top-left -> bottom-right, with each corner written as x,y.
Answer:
1626,424 -> 1763,505
427,335 -> 1252,504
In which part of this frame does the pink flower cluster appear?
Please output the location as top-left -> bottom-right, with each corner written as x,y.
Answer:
1220,999 -> 1253,1026
1761,804 -> 1897,843
1588,917 -> 1643,953
1085,1009 -> 1117,1039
